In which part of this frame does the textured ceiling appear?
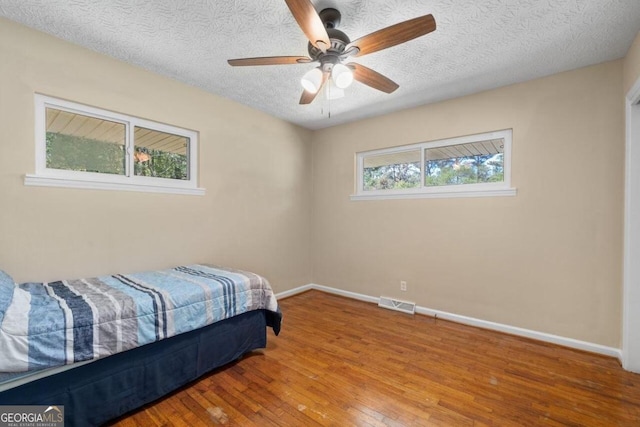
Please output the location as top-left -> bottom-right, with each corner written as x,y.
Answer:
1,0 -> 639,130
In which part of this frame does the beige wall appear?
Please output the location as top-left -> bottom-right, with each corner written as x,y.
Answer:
311,61 -> 624,347
0,18 -> 313,291
624,31 -> 640,94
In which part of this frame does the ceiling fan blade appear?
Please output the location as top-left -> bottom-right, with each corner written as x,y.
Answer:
349,63 -> 399,93
299,89 -> 318,105
285,0 -> 331,52
228,56 -> 312,66
300,71 -> 329,104
347,14 -> 436,57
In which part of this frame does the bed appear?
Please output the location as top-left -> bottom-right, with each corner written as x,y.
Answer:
0,264 -> 282,426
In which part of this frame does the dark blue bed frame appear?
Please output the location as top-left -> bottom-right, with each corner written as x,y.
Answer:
0,309 -> 281,426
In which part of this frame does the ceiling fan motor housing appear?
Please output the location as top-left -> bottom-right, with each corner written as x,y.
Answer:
308,10 -> 351,74
308,8 -> 351,61
308,28 -> 350,57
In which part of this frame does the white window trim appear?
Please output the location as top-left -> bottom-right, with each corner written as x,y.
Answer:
351,129 -> 516,201
25,94 -> 205,195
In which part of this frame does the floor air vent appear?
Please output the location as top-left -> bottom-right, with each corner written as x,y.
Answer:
378,296 -> 416,315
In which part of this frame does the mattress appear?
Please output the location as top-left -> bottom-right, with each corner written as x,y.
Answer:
0,264 -> 280,374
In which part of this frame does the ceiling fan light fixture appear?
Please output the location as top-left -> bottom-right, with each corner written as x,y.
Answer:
332,63 -> 353,89
327,85 -> 344,100
301,67 -> 323,93
326,79 -> 345,100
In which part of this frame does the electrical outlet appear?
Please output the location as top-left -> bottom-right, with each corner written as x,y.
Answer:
400,281 -> 407,291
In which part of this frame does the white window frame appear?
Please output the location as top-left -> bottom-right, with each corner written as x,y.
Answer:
25,94 -> 204,195
351,129 -> 516,200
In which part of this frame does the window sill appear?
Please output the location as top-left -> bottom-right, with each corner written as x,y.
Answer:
24,174 -> 206,196
350,187 -> 517,201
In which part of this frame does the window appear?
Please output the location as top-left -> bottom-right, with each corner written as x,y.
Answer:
363,149 -> 421,191
353,129 -> 515,200
26,94 -> 203,195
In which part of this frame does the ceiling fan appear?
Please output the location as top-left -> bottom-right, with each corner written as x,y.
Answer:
227,0 -> 436,105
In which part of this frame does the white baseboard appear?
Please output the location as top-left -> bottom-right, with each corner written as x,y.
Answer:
276,283 -> 622,360
275,284 -> 314,300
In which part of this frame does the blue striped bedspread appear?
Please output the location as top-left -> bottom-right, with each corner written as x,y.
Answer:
0,264 -> 280,373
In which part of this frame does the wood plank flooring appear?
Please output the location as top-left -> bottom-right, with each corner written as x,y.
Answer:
110,290 -> 640,426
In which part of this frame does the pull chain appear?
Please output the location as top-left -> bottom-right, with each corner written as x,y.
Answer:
327,83 -> 331,119
319,82 -> 332,119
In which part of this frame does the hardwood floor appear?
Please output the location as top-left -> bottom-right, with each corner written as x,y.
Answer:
110,290 -> 640,426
